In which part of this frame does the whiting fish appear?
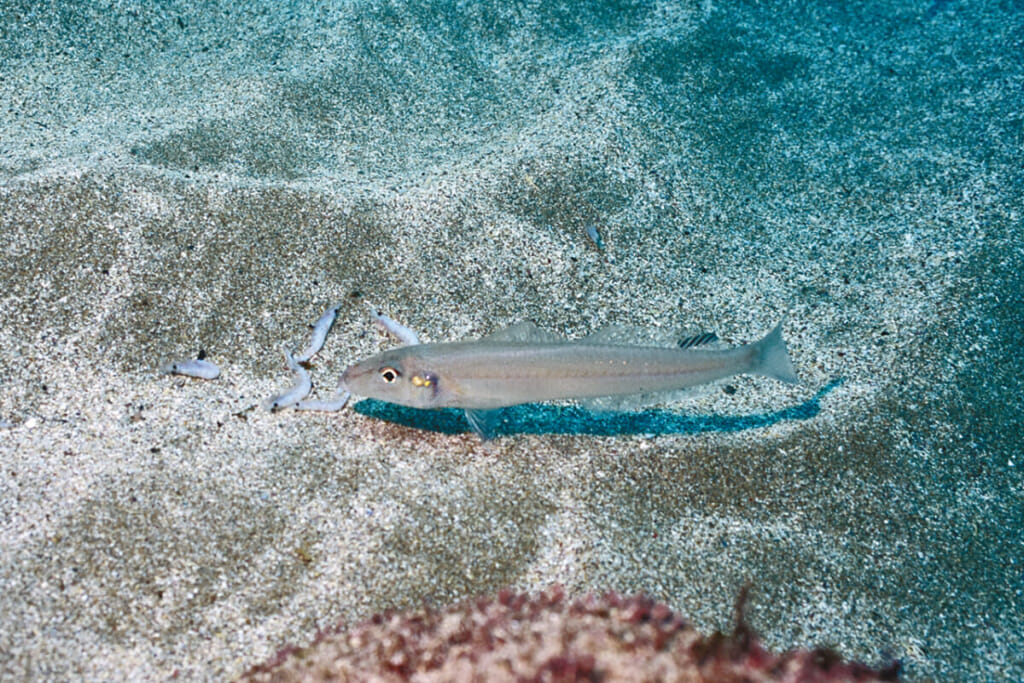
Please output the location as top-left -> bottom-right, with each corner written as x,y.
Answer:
340,320 -> 798,436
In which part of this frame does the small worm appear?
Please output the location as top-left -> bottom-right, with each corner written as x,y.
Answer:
263,347 -> 312,411
367,303 -> 420,346
294,391 -> 351,412
295,303 -> 341,363
160,358 -> 221,380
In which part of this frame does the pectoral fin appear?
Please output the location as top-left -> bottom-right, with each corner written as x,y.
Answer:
464,408 -> 505,440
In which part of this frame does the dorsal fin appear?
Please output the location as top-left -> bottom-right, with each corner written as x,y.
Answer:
581,325 -> 718,348
677,331 -> 719,349
482,322 -> 562,343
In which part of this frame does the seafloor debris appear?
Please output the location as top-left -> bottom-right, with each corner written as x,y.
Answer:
239,586 -> 899,682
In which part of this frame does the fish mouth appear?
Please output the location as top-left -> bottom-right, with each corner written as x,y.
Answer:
337,363 -> 368,392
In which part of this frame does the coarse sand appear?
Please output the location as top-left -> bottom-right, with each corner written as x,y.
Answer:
1,1 -> 1021,680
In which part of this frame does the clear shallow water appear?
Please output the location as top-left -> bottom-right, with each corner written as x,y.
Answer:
0,1 -> 1021,680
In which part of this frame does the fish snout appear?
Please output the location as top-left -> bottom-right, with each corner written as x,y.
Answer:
338,362 -> 368,392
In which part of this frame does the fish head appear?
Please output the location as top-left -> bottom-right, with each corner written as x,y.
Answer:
340,348 -> 443,409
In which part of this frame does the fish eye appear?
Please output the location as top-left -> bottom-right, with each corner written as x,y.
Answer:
379,367 -> 400,383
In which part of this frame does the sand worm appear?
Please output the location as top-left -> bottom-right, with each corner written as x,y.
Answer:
263,347 -> 312,411
160,358 -> 221,380
295,303 -> 341,363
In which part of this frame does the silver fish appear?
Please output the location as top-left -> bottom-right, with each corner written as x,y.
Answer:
340,321 -> 798,434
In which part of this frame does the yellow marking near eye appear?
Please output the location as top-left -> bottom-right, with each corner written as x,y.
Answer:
412,375 -> 432,387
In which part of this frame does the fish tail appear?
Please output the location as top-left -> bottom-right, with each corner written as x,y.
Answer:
750,321 -> 799,384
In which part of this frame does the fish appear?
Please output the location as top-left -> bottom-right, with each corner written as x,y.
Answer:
339,320 -> 798,436
584,224 -> 616,263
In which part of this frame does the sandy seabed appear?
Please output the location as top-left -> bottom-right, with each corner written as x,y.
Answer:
1,1 -> 1021,680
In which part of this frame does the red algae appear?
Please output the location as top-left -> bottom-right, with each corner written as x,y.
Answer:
239,586 -> 899,682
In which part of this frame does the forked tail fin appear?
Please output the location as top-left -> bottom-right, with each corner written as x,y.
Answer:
751,321 -> 799,384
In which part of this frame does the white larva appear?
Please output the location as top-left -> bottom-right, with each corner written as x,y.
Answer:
263,347 -> 312,411
367,303 -> 420,346
294,391 -> 351,412
294,303 -> 341,363
160,358 -> 221,380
